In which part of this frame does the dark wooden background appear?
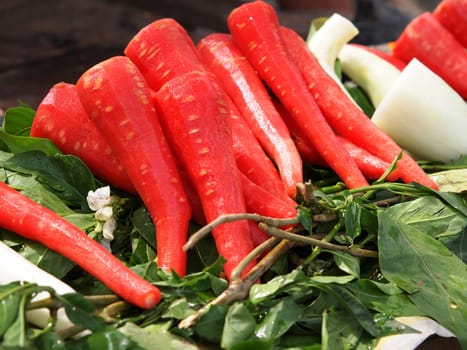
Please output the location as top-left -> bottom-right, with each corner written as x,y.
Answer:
0,0 -> 462,349
0,0 -> 439,112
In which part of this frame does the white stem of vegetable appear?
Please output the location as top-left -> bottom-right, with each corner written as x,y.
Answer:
306,13 -> 359,101
0,240 -> 75,330
375,316 -> 454,350
338,44 -> 401,107
371,58 -> 467,162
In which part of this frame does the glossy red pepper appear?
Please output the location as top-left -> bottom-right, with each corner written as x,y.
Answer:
31,82 -> 135,194
125,18 -> 206,92
280,25 -> 438,189
433,0 -> 467,48
76,56 -> 192,277
153,70 -> 256,280
227,95 -> 292,203
197,32 -> 303,197
392,12 -> 467,99
227,1 -> 368,190
0,181 -> 161,309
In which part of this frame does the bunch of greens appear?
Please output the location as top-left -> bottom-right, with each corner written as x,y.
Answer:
0,106 -> 466,350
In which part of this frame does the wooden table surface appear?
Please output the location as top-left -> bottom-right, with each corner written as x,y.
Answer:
0,0 -> 440,112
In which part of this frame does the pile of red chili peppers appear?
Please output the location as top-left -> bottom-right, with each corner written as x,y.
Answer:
3,0 -> 456,309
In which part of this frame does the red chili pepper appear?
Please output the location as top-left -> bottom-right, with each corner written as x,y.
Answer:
433,0 -> 467,48
279,25 -> 438,189
227,1 -> 368,190
31,82 -> 135,194
124,18 -> 206,92
274,98 -> 399,181
197,32 -> 303,197
239,171 -> 297,222
153,70 -> 256,280
76,56 -> 191,277
0,181 -> 161,309
240,171 -> 297,246
392,12 -> 467,99
227,95 -> 292,203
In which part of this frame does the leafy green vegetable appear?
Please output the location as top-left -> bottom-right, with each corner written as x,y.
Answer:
0,103 -> 465,350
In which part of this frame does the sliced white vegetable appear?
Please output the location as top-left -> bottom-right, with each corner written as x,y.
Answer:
0,240 -> 75,330
375,316 -> 455,350
306,13 -> 359,101
338,44 -> 401,107
371,58 -> 467,162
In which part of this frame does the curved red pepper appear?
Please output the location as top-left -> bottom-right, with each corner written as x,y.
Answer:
0,181 -> 161,309
280,25 -> 437,189
227,1 -> 368,190
197,32 -> 303,197
227,95 -> 292,203
124,18 -> 206,92
31,82 -> 135,194
76,56 -> 192,277
153,70 -> 256,280
392,12 -> 467,99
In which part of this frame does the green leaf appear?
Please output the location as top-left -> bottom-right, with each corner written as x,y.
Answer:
346,280 -> 423,316
221,302 -> 257,349
249,270 -> 307,304
255,298 -> 302,340
67,327 -> 144,350
0,283 -> 22,336
385,195 -> 467,262
19,242 -> 74,279
58,293 -> 105,332
344,81 -> 375,117
297,207 -> 313,233
34,331 -> 66,350
194,304 -> 229,343
322,308 -> 363,350
329,250 -> 360,278
378,211 -> 467,347
0,130 -> 61,157
344,201 -> 362,242
119,322 -> 197,350
2,151 -> 95,209
3,106 -> 35,136
162,298 -> 195,320
314,283 -> 381,337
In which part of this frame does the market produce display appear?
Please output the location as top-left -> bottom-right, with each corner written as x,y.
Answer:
0,0 -> 466,349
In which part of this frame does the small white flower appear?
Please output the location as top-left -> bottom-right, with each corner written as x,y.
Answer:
87,186 -> 112,211
95,206 -> 113,221
86,186 -> 117,244
103,217 -> 117,241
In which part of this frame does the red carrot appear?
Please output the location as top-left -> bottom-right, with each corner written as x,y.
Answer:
31,82 -> 135,194
239,171 -> 297,221
433,0 -> 467,48
0,181 -> 160,309
274,98 -> 399,181
240,171 -> 297,246
153,70 -> 256,280
227,95 -> 292,203
76,56 -> 191,277
280,25 -> 438,189
197,32 -> 303,197
391,12 -> 467,99
348,44 -> 407,71
124,18 -> 206,92
227,1 -> 368,190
